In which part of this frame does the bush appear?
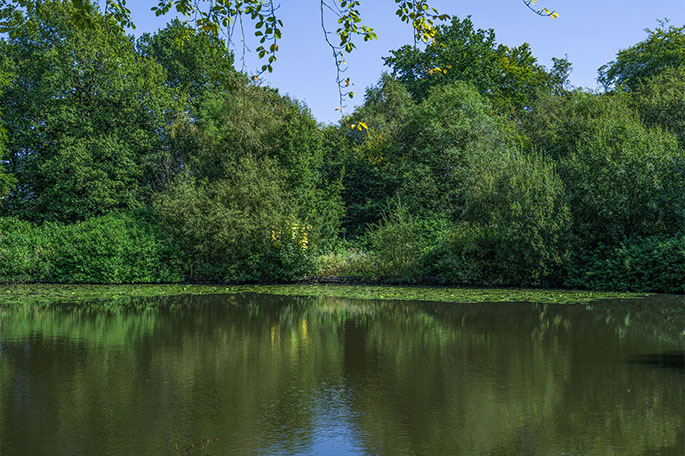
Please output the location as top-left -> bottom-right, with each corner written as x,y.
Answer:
426,151 -> 571,287
424,223 -> 497,286
524,91 -> 685,248
0,5 -> 182,223
0,214 -> 183,283
367,201 -> 449,281
0,217 -> 53,282
315,247 -> 374,277
154,156 -> 315,282
565,235 -> 685,293
632,64 -> 685,148
560,113 -> 684,248
48,214 -> 183,283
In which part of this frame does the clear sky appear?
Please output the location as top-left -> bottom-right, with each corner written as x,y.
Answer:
112,0 -> 684,124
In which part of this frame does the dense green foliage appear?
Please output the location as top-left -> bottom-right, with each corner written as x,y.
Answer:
524,92 -> 685,248
367,201 -> 448,280
0,214 -> 182,283
598,22 -> 685,91
155,156 -> 314,282
0,2 -> 682,292
0,2 -> 182,222
329,79 -> 517,236
425,151 -> 571,287
566,235 -> 685,293
631,64 -> 685,148
136,19 -> 244,109
384,17 -> 567,116
0,55 -> 14,197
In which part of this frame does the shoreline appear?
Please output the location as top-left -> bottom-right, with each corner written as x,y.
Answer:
0,281 -> 659,306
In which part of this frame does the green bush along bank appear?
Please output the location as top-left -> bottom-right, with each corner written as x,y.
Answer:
0,214 -> 182,283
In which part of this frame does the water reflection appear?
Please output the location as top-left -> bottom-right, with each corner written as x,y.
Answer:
0,294 -> 683,455
630,351 -> 685,370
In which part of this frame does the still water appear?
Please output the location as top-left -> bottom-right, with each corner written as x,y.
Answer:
0,293 -> 683,455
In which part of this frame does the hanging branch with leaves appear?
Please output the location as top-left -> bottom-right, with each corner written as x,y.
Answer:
521,0 -> 558,19
320,0 -> 374,114
319,0 -> 453,113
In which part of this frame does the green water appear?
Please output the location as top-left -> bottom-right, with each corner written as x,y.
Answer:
0,293 -> 683,455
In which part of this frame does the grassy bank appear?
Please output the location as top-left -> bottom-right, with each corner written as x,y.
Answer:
0,283 -> 653,306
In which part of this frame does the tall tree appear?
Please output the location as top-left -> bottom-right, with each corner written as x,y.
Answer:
330,75 -> 416,235
336,76 -> 518,235
598,21 -> 685,91
0,55 -> 14,198
525,91 -> 685,248
384,16 -> 561,116
171,81 -> 344,249
631,64 -> 685,148
137,19 -> 245,109
0,2 -> 183,222
1,1 -> 558,108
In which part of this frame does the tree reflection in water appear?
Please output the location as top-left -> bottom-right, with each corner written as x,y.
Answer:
0,293 -> 683,455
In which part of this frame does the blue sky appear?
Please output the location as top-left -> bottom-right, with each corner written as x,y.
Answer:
114,1 -> 685,124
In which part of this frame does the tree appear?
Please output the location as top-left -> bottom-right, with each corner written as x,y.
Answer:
154,156 -> 314,282
0,2 -> 183,222
136,19 -> 245,109
0,55 -> 14,198
428,150 -> 571,287
384,16 -> 562,116
525,91 -> 685,248
396,81 -> 517,218
334,77 -> 517,236
329,75 -> 416,236
170,79 -> 345,250
631,64 -> 685,147
598,21 -> 685,91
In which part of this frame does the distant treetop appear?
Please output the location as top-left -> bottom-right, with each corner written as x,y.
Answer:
598,20 -> 685,91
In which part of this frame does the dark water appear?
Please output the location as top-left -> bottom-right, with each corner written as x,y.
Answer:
0,293 -> 683,455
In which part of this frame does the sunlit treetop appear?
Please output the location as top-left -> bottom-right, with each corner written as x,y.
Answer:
598,20 -> 685,91
0,0 -> 558,111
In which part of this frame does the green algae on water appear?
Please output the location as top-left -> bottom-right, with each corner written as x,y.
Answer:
0,283 -> 653,307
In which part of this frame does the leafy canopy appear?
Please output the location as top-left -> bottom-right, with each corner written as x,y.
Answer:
0,1 -> 183,222
630,64 -> 685,148
598,21 -> 685,91
384,16 -> 566,115
0,56 -> 14,198
136,19 -> 244,107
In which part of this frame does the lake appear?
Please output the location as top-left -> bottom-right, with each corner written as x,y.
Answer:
1,292 -> 683,455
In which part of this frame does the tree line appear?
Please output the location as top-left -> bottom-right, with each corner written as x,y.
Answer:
0,2 -> 683,291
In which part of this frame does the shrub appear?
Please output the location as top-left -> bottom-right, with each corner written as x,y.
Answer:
524,91 -> 685,248
315,248 -> 374,277
0,217 -> 53,282
565,235 -> 685,293
423,223 -> 496,286
47,214 -> 183,283
367,201 -> 449,281
632,64 -> 685,148
0,214 -> 182,283
154,156 -> 315,282
559,114 -> 684,248
426,151 -> 571,287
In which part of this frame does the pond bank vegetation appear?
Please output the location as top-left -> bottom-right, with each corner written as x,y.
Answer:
0,6 -> 683,293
